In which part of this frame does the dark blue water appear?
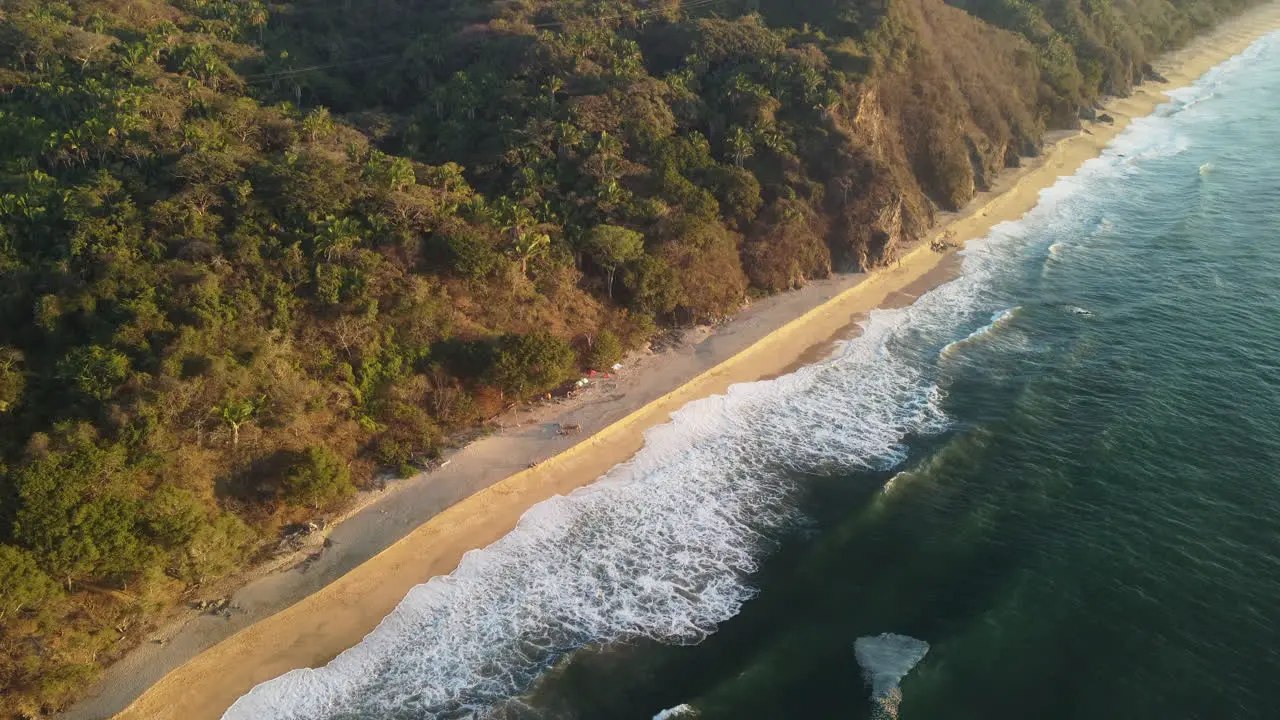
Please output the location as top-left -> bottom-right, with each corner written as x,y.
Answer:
226,32 -> 1280,720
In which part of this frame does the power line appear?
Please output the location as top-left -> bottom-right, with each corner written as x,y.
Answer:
244,54 -> 401,84
530,0 -> 724,28
243,0 -> 726,85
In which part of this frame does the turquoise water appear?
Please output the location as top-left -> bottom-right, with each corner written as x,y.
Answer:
225,33 -> 1280,720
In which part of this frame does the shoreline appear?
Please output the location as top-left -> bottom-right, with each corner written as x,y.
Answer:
71,7 -> 1280,718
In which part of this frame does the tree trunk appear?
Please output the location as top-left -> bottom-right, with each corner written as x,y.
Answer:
606,267 -> 615,299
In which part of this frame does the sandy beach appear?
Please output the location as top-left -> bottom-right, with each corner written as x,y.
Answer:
68,6 -> 1280,718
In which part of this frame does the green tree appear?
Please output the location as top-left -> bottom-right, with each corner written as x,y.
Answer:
216,396 -> 260,449
436,224 -> 501,279
726,126 -> 754,167
58,346 -> 130,402
508,231 -> 550,277
0,545 -> 58,621
363,151 -> 416,192
487,332 -> 578,399
179,43 -> 228,89
302,106 -> 334,142
11,433 -> 148,586
142,486 -> 208,548
0,347 -> 24,413
183,514 -> 254,583
283,445 -> 354,508
623,254 -> 683,315
34,295 -> 62,333
313,214 -> 361,261
245,1 -> 269,44
585,225 -> 645,299
61,497 -> 151,581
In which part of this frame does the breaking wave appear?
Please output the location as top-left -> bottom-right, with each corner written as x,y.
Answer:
221,35 -> 1277,720
939,307 -> 1021,358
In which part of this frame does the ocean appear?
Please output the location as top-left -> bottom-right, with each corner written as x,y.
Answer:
224,31 -> 1280,720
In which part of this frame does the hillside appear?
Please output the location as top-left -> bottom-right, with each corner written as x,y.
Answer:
0,0 -> 1256,715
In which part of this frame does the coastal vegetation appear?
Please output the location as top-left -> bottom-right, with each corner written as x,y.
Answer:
0,0 -> 1258,714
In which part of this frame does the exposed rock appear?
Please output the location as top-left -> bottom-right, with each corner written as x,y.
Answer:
1078,105 -> 1098,121
966,135 -> 1002,192
1098,113 -> 1115,124
858,191 -> 920,269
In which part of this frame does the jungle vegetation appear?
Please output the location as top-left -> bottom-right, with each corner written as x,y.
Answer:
0,0 -> 1256,713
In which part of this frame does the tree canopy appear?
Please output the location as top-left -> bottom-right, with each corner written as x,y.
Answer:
0,0 -> 1254,712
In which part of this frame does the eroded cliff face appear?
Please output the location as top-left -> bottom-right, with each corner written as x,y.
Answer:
814,0 -> 1042,271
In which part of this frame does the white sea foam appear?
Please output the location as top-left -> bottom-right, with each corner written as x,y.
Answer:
225,244 -> 1029,719
226,294 -> 968,719
222,32 -> 1280,720
652,704 -> 699,719
881,470 -> 909,495
855,633 -> 930,699
854,633 -> 930,720
223,125 -> 1099,720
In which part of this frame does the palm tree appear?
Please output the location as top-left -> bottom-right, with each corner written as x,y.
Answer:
181,44 -> 222,90
313,215 -> 361,261
509,232 -> 550,277
727,126 -> 754,167
216,397 -> 259,449
302,107 -> 333,142
544,76 -> 565,111
247,2 -> 269,44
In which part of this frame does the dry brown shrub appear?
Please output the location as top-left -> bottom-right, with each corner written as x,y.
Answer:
742,199 -> 832,292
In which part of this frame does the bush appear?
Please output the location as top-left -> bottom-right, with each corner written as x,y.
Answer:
743,200 -> 832,292
658,217 -> 748,323
372,401 -> 439,475
142,486 -> 209,548
621,254 -> 682,315
433,223 -> 502,279
283,446 -> 354,509
585,330 -> 624,370
183,514 -> 254,583
56,345 -> 129,402
35,661 -> 101,714
486,331 -> 578,399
